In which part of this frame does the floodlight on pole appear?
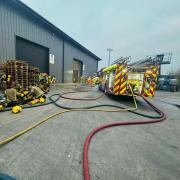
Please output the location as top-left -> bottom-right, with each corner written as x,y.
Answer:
107,48 -> 113,66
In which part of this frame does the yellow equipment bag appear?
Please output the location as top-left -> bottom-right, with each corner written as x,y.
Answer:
0,105 -> 4,111
12,106 -> 22,114
39,97 -> 46,103
30,99 -> 40,105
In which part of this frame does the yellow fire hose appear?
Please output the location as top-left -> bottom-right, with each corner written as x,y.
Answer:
0,85 -> 137,146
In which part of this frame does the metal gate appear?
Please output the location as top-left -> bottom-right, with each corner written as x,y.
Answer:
72,59 -> 82,83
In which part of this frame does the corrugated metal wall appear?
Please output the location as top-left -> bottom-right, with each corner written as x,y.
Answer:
0,1 -> 63,81
64,42 -> 98,82
0,1 -> 98,82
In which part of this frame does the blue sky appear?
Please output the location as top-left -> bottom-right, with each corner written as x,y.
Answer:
22,0 -> 180,74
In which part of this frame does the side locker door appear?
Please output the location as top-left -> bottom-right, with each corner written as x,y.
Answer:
109,70 -> 115,92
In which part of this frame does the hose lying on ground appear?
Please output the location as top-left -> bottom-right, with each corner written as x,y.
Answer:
0,85 -> 165,146
83,96 -> 166,180
49,85 -> 137,112
0,87 -> 166,180
59,91 -> 104,100
0,109 -> 70,146
0,87 -> 137,146
50,93 -> 163,119
52,90 -> 166,180
0,87 -> 102,112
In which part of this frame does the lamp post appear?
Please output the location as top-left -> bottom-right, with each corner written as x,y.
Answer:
107,48 -> 113,66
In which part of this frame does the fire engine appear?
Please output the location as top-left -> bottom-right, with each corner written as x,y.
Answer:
98,63 -> 159,97
98,54 -> 172,97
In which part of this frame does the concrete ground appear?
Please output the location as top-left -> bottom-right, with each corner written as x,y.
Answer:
0,85 -> 180,180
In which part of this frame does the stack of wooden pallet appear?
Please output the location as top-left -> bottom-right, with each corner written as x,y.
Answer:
29,66 -> 39,86
6,60 -> 29,89
0,63 -> 6,75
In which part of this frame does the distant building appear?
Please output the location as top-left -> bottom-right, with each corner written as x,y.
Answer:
0,0 -> 101,82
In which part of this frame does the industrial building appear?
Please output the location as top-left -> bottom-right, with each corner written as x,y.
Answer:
0,0 -> 101,82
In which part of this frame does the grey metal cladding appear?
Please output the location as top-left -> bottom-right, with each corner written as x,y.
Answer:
0,1 -> 63,81
0,0 -> 99,82
64,42 -> 98,83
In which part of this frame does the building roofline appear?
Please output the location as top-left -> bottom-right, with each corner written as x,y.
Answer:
10,0 -> 101,61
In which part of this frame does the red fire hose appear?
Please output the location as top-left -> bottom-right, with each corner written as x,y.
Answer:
83,97 -> 166,180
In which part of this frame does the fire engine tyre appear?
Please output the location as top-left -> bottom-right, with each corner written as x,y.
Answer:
170,85 -> 177,92
98,84 -> 102,91
98,84 -> 105,92
104,83 -> 108,94
177,86 -> 179,91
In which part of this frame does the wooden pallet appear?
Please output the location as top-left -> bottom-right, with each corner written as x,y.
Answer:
3,60 -> 41,89
28,66 -> 39,86
5,60 -> 29,89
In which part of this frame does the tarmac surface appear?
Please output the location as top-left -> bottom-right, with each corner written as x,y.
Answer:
0,84 -> 180,180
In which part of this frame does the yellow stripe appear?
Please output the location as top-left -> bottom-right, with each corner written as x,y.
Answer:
119,65 -> 124,71
143,88 -> 152,97
120,81 -> 127,89
114,79 -> 120,86
154,84 -> 156,89
115,73 -> 120,79
150,86 -> 154,92
121,72 -> 126,76
120,87 -> 126,94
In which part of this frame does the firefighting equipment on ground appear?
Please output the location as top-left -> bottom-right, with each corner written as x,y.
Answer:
12,105 -> 22,114
30,97 -> 46,105
0,60 -> 57,112
39,97 -> 46,103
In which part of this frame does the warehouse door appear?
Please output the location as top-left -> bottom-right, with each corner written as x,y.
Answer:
16,36 -> 49,73
72,59 -> 82,83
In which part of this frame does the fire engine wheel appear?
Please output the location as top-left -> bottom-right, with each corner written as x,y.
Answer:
98,84 -> 102,91
104,87 -> 107,94
98,84 -> 105,92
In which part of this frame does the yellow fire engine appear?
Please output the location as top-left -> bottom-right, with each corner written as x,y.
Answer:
98,63 -> 159,97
